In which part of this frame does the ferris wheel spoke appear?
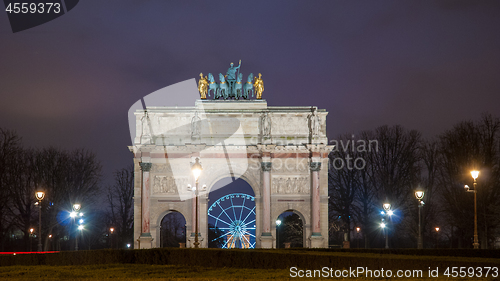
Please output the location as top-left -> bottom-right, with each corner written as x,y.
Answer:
241,207 -> 256,224
217,201 -> 236,224
242,219 -> 255,227
208,213 -> 231,226
212,231 -> 231,242
240,230 -> 252,246
239,196 -> 246,221
230,197 -> 238,220
221,237 -> 231,249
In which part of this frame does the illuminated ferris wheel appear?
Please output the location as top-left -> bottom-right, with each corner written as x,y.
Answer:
207,193 -> 256,249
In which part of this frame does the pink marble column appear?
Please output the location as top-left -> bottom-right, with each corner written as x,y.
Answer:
191,190 -> 197,236
310,162 -> 321,235
140,162 -> 152,235
261,162 -> 272,235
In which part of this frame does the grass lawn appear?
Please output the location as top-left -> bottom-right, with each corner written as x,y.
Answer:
0,263 -> 497,280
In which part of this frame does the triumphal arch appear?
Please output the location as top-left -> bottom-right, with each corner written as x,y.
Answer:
129,65 -> 331,249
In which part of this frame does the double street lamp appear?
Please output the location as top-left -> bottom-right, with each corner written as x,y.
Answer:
381,203 -> 391,249
191,158 -> 202,248
465,170 -> 480,249
414,187 -> 425,249
71,203 -> 83,251
35,191 -> 45,252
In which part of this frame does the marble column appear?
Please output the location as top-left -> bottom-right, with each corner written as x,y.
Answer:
260,161 -> 273,248
261,162 -> 272,233
138,162 -> 153,248
310,162 -> 321,236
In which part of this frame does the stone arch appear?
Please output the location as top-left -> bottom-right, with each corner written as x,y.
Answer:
204,175 -> 258,249
204,167 -> 261,198
274,208 -> 308,248
155,209 -> 188,248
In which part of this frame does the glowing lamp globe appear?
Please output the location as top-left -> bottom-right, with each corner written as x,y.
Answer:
383,203 -> 391,211
191,158 -> 203,181
35,191 -> 45,201
414,189 -> 424,200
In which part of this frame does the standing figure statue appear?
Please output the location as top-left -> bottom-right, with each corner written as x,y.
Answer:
226,60 -> 241,81
198,73 -> 209,99
207,73 -> 219,98
191,111 -> 201,139
310,108 -> 320,137
233,73 -> 243,99
253,73 -> 264,99
261,111 -> 271,138
218,73 -> 229,99
244,73 -> 254,99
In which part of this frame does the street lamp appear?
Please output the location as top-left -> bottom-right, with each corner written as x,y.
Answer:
276,219 -> 282,249
435,227 -> 440,248
110,227 -> 114,249
383,203 -> 391,212
414,187 -> 425,249
466,170 -> 480,249
29,228 -> 34,251
73,203 -> 81,251
356,227 -> 361,248
382,203 -> 391,249
191,158 -> 202,248
35,191 -> 45,252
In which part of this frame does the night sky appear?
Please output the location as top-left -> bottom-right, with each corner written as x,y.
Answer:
1,1 -> 499,186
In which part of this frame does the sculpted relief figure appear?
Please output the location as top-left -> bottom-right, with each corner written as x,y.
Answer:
272,177 -> 309,194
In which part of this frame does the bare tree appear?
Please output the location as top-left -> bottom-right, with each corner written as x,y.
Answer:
362,125 -> 422,248
328,133 -> 362,243
0,128 -> 22,250
107,165 -> 134,248
438,113 -> 500,248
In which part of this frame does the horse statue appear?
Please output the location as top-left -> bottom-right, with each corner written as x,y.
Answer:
218,73 -> 229,99
208,73 -> 218,98
233,73 -> 243,99
244,73 -> 254,99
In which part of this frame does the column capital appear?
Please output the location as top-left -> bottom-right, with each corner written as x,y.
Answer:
310,162 -> 322,171
261,162 -> 272,172
140,162 -> 152,172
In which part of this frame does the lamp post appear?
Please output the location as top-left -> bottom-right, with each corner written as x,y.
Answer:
35,191 -> 45,252
414,188 -> 425,249
29,228 -> 34,251
110,227 -> 114,249
73,203 -> 81,251
191,158 -> 202,248
466,170 -> 480,249
276,219 -> 282,249
356,227 -> 360,248
382,203 -> 391,249
435,227 -> 440,248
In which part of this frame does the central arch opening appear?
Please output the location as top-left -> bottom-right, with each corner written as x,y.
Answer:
159,211 -> 186,248
207,178 -> 256,248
